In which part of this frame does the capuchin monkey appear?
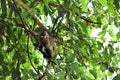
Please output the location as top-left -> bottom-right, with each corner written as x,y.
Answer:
34,30 -> 56,62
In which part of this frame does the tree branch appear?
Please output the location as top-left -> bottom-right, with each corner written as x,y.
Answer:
75,13 -> 102,24
14,0 -> 47,31
12,0 -> 38,37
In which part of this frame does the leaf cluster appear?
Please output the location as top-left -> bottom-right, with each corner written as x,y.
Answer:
0,0 -> 120,80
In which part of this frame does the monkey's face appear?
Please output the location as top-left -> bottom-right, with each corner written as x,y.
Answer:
40,31 -> 49,39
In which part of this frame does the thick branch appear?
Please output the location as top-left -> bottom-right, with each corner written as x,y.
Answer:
12,0 -> 38,37
15,0 -> 47,30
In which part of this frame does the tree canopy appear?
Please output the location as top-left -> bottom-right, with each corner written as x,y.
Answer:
0,0 -> 120,80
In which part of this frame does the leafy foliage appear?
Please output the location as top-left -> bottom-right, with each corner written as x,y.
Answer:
0,0 -> 120,80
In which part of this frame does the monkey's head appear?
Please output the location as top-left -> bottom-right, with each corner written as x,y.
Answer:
40,30 -> 49,39
36,30 -> 56,60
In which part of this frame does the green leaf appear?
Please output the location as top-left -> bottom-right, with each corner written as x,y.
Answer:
107,70 -> 113,76
113,74 -> 120,80
0,0 -> 119,79
81,0 -> 88,12
43,0 -> 50,15
55,71 -> 65,80
98,0 -> 107,6
113,0 -> 120,11
89,69 -> 97,79
57,45 -> 63,54
108,67 -> 114,73
108,4 -> 115,14
43,0 -> 49,8
46,71 -> 54,80
1,0 -> 7,18
117,32 -> 120,38
71,62 -> 81,74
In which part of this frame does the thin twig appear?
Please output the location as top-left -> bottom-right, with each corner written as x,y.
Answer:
27,33 -> 40,75
75,13 -> 102,24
